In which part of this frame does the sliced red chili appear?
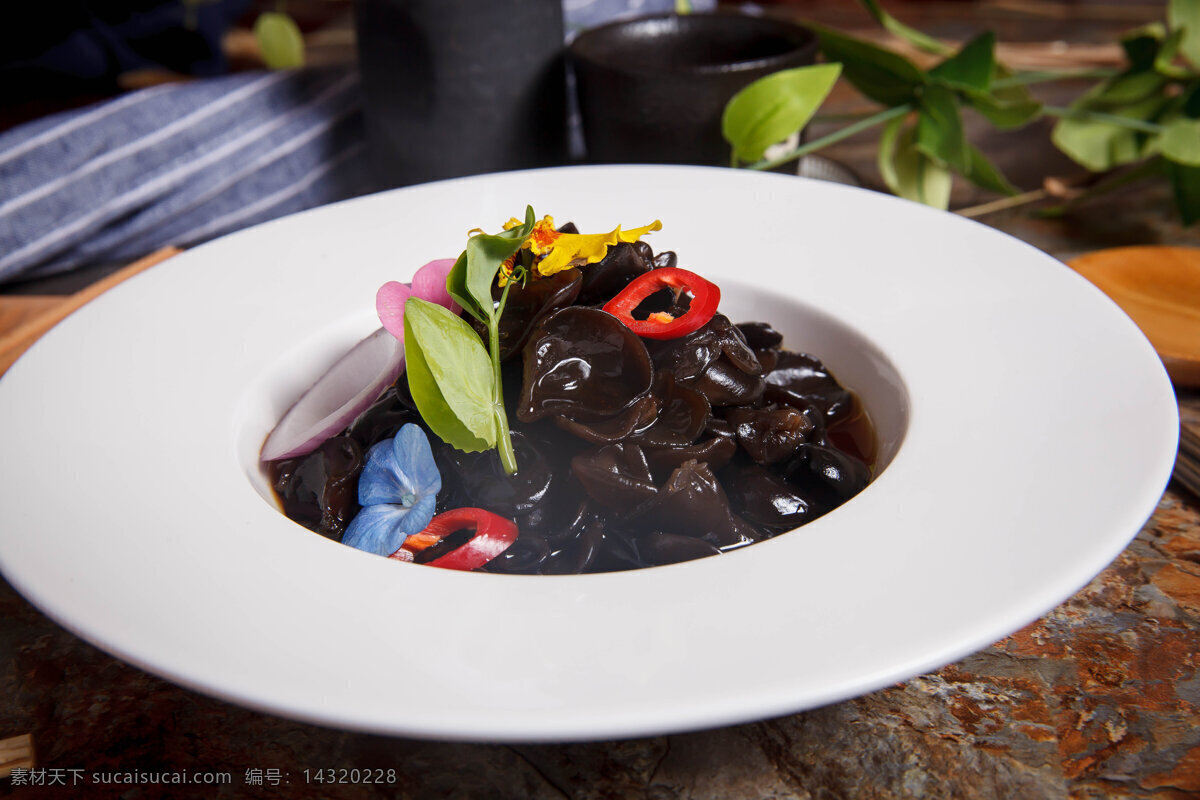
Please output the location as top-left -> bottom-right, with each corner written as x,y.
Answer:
601,267 -> 720,340
388,508 -> 518,571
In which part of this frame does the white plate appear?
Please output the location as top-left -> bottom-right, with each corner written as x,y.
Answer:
0,166 -> 1178,742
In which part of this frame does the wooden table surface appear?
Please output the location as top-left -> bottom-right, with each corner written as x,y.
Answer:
2,2 -> 1199,798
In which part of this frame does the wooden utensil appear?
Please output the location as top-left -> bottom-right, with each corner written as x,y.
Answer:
0,247 -> 180,377
1068,246 -> 1200,387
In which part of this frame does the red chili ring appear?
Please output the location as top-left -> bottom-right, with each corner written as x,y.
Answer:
389,508 -> 518,571
601,267 -> 720,340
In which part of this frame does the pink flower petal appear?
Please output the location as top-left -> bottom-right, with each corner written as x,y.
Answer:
412,258 -> 461,314
376,280 -> 414,343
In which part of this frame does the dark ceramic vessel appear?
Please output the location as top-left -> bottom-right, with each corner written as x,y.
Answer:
354,0 -> 568,188
570,13 -> 818,166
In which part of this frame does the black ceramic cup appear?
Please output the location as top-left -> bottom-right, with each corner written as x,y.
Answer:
569,13 -> 818,166
354,0 -> 568,188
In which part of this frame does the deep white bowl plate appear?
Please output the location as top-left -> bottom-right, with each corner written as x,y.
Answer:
0,166 -> 1178,742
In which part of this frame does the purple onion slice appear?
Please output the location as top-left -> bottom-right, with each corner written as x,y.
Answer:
260,327 -> 405,462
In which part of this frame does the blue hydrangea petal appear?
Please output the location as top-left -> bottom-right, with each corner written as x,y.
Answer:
342,495 -> 438,556
357,424 -> 441,507
358,440 -> 407,507
391,423 -> 442,498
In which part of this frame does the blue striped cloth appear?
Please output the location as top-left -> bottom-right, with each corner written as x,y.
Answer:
0,67 -> 369,285
0,0 -> 712,286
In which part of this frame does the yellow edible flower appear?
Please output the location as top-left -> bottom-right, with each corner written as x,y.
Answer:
498,215 -> 662,284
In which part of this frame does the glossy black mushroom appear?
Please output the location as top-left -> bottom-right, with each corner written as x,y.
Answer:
737,321 -> 784,372
435,431 -> 554,518
554,393 -> 658,444
518,306 -> 654,428
539,521 -> 646,574
646,314 -> 765,407
651,249 -> 678,271
782,444 -> 872,509
643,436 -> 738,477
626,459 -> 757,551
476,268 -> 583,360
764,351 -> 853,423
576,242 -> 654,306
721,461 -> 818,532
268,435 -> 364,540
724,402 -> 826,465
736,321 -> 783,351
631,372 -> 711,447
345,385 -> 423,450
636,532 -> 721,566
571,442 -> 658,510
482,534 -> 551,573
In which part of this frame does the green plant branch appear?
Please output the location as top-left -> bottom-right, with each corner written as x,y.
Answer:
722,0 -> 1199,224
1041,105 -> 1165,133
813,110 -> 891,124
991,68 -> 1120,89
490,279 -> 518,475
747,104 -> 914,171
955,188 -> 1049,218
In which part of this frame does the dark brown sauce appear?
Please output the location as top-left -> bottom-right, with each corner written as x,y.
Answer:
827,392 -> 877,469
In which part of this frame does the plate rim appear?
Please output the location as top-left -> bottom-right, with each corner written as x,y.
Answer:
0,164 -> 1179,741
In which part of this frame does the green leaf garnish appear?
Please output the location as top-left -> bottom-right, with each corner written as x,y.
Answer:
446,206 -> 535,323
722,64 -> 842,163
403,298 -> 498,453
413,208 -> 540,474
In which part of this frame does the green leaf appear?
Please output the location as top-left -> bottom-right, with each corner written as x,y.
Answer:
1185,83 -> 1200,117
915,83 -> 970,173
1121,23 -> 1167,71
253,12 -> 305,70
1051,118 -> 1141,172
857,0 -> 952,56
1166,158 -> 1200,224
1051,95 -> 1169,171
877,115 -> 906,196
929,32 -> 995,92
1162,117 -> 1200,165
403,298 -> 498,452
878,116 -> 952,209
1169,0 -> 1200,67
446,206 -> 535,323
1090,70 -> 1166,106
810,24 -> 927,107
964,143 -> 1018,195
722,64 -> 842,163
444,251 -> 482,322
962,86 -> 1042,130
1154,29 -> 1193,78
964,62 -> 1042,130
